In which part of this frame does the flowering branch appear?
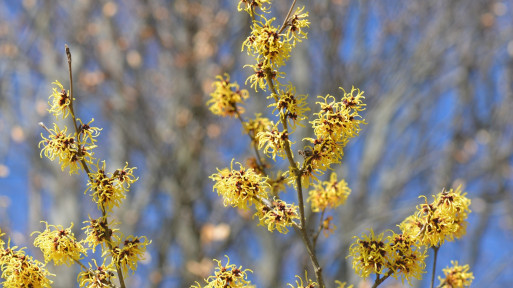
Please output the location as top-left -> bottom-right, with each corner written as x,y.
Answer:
64,45 -> 127,288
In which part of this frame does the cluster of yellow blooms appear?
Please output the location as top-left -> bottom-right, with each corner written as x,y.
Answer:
254,199 -> 299,234
268,84 -> 310,131
203,0 -> 367,287
287,272 -> 317,288
86,161 -> 138,213
307,173 -> 350,213
241,4 -> 309,91
192,256 -> 254,288
0,229 -> 54,287
207,74 -> 250,118
348,187 -> 473,286
400,186 -> 471,247
32,223 -> 85,266
438,261 -> 474,287
302,88 -> 366,178
0,53 -> 150,287
204,1 -> 475,288
348,230 -> 427,284
211,160 -> 270,209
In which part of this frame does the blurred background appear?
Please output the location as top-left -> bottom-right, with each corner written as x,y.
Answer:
0,0 -> 512,287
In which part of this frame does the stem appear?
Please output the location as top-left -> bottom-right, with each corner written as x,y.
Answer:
372,272 -> 392,288
235,109 -> 267,175
313,209 -> 326,248
278,0 -> 298,34
64,45 -> 126,288
73,257 -> 89,271
431,246 -> 440,288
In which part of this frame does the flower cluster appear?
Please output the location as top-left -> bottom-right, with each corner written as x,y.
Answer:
241,7 -> 309,91
32,222 -> 86,266
82,216 -> 120,253
285,7 -> 310,46
308,172 -> 350,212
77,259 -> 116,288
385,233 -> 427,284
348,187 -> 472,285
311,89 -> 366,141
268,84 -> 310,131
0,229 -> 54,288
207,74 -> 250,117
47,80 -> 72,118
237,0 -> 272,16
33,58 -> 150,287
348,229 -> 426,285
243,113 -> 272,135
438,261 -> 474,288
256,122 -> 292,160
86,161 -> 137,213
399,186 -> 471,247
242,17 -> 292,70
110,236 -> 151,275
348,230 -> 388,278
287,272 -> 317,288
254,199 -> 299,234
192,256 -> 254,288
210,160 -> 270,210
39,123 -> 96,175
303,88 -> 366,176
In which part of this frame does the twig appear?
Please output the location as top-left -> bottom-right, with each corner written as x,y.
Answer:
313,209 -> 326,248
278,0 -> 298,34
431,246 -> 440,288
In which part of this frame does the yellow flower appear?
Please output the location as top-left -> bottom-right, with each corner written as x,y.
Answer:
0,229 -> 54,288
434,186 -> 471,238
86,161 -> 137,213
243,113 -> 273,142
82,216 -> 120,253
308,172 -> 350,212
48,80 -> 72,118
438,261 -> 474,288
285,6 -> 310,46
210,160 -> 270,210
254,199 -> 299,234
237,0 -> 272,16
244,62 -> 285,92
77,118 -> 102,144
32,222 -> 86,266
321,216 -> 337,237
242,16 -> 292,69
77,259 -> 116,288
110,235 -> 151,275
347,229 -> 387,278
207,74 -> 250,117
39,123 -> 96,175
256,122 -> 292,160
268,84 -> 310,131
300,137 -> 345,177
385,233 -> 427,285
310,87 -> 366,144
112,162 -> 138,188
287,272 -> 317,288
400,187 -> 471,247
334,280 -> 353,288
192,256 -> 253,288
